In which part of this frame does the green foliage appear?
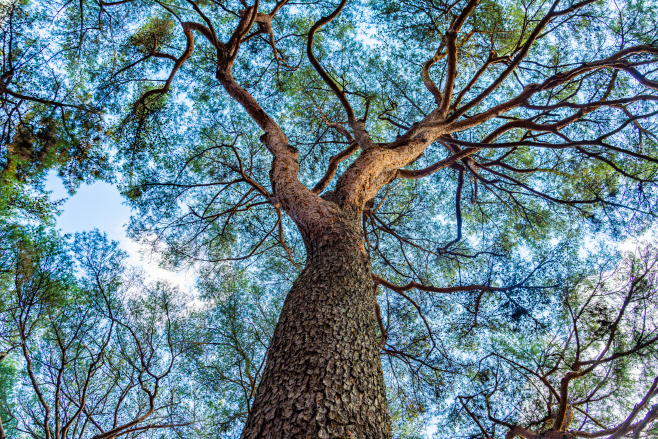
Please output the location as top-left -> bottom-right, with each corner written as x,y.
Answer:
1,0 -> 110,225
128,15 -> 177,54
0,354 -> 18,436
2,0 -> 658,435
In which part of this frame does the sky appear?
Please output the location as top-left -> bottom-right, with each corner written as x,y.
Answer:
45,171 -> 196,292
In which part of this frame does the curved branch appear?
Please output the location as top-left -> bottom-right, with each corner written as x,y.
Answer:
420,41 -> 446,106
133,25 -> 195,109
397,148 -> 479,179
182,21 -> 221,49
184,1 -> 221,51
225,2 -> 261,62
306,0 -> 353,121
312,141 -> 359,193
306,0 -> 376,150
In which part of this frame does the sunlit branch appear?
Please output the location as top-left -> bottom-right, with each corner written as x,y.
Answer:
506,426 -> 539,439
182,21 -> 221,50
420,40 -> 446,106
185,0 -> 221,51
225,2 -> 261,62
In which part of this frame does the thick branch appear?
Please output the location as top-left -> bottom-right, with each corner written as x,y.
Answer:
372,273 -> 511,294
507,426 -> 539,439
211,5 -> 345,240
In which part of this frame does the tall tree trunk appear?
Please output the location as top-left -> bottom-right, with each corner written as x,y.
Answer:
241,217 -> 391,439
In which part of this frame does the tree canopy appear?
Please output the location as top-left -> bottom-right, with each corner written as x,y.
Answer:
1,0 -> 658,436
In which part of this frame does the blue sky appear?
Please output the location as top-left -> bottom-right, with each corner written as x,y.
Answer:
45,172 -> 196,291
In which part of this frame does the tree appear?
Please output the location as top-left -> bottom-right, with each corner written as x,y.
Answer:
0,229 -> 201,438
0,0 -> 108,225
450,245 -> 658,439
2,0 -> 658,436
186,265 -> 281,436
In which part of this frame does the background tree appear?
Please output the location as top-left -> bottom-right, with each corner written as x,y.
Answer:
185,266 -> 280,436
447,245 -> 658,439
0,0 -> 108,225
2,0 -> 658,436
0,229 -> 205,438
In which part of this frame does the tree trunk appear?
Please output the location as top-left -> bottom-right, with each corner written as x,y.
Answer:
241,218 -> 391,439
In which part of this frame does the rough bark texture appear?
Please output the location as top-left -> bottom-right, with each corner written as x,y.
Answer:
241,217 -> 391,439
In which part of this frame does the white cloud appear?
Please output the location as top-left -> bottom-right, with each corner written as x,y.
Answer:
46,172 -> 196,293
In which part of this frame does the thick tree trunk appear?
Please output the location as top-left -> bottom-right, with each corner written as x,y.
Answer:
241,219 -> 391,438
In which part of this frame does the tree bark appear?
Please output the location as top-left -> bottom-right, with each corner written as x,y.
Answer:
241,216 -> 391,439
